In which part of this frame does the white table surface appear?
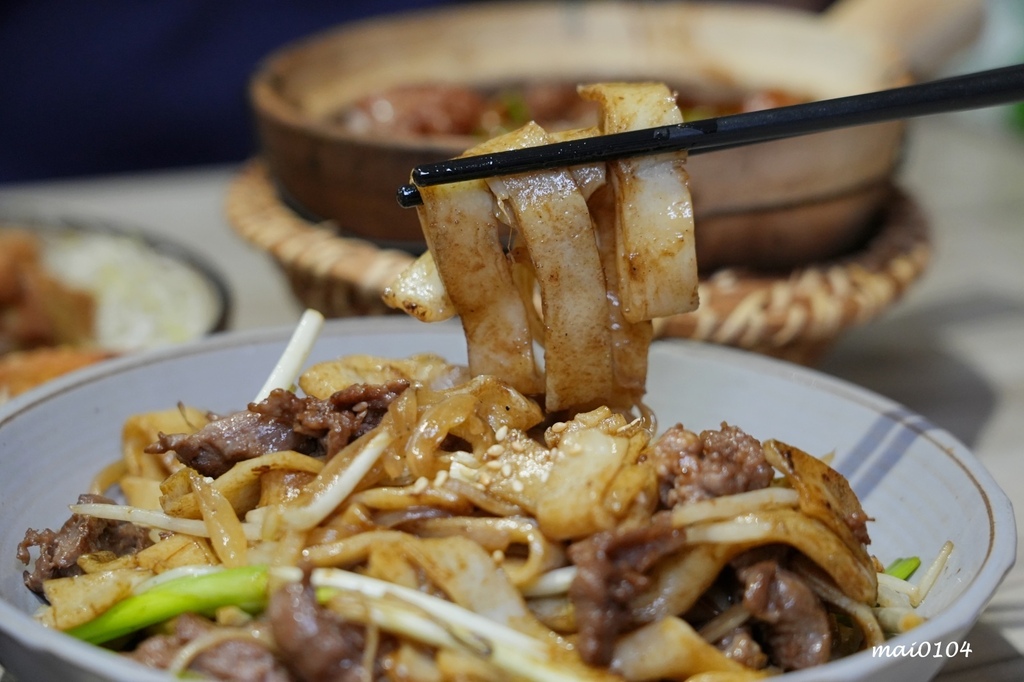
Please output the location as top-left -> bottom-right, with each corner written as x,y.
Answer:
1,114 -> 1022,680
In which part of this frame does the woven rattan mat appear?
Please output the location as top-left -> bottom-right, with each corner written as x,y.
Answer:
227,159 -> 930,365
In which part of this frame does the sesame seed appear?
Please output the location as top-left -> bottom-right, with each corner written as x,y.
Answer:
492,550 -> 505,563
451,451 -> 479,467
410,476 -> 429,494
501,463 -> 513,477
486,444 -> 505,458
551,421 -> 567,433
511,440 -> 526,453
352,401 -> 369,413
495,425 -> 509,442
433,470 -> 449,487
511,479 -> 525,493
447,462 -> 477,484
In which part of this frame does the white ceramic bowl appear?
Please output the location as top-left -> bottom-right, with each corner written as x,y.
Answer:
0,318 -> 1014,681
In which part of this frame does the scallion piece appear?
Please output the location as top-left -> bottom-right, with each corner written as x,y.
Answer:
884,556 -> 922,581
67,565 -> 269,645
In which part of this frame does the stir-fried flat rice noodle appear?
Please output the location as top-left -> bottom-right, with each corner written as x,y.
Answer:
385,81 -> 699,412
18,83 -> 950,681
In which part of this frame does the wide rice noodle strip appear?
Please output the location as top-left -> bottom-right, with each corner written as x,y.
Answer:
277,429 -> 394,531
405,515 -> 566,587
630,543 -> 735,624
670,486 -> 801,527
579,82 -> 699,323
414,172 -> 543,396
548,124 -> 653,403
611,616 -> 766,681
405,392 -> 478,480
506,236 -> 545,347
347,484 -> 472,514
483,122 -> 614,412
162,450 -> 324,519
187,470 -> 249,569
445,373 -> 545,435
535,422 -> 654,540
122,405 -> 209,480
547,126 -> 605,200
631,509 -> 877,622
303,529 -> 410,567
401,536 -> 555,642
299,353 -> 466,400
591,186 -> 652,403
74,535 -> 214,578
119,476 -> 163,510
443,476 -> 528,517
683,510 -> 876,602
89,459 -> 127,497
762,439 -> 875,569
38,568 -> 154,632
381,250 -> 456,323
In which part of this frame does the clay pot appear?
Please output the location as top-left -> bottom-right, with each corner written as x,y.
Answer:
250,0 -> 981,270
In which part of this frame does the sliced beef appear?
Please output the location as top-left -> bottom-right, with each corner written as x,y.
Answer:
17,493 -> 152,594
267,579 -> 371,682
265,379 -> 408,458
567,513 -> 687,666
147,380 -> 408,478
652,422 -> 774,507
148,408 -> 314,478
128,613 -> 291,682
733,549 -> 831,671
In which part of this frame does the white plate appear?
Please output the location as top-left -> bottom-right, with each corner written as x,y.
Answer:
1,215 -> 230,352
0,317 -> 1014,681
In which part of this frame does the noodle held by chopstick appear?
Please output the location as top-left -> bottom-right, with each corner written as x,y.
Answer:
385,83 -> 700,413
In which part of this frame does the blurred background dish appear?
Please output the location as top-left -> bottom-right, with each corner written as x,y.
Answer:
0,216 -> 231,400
249,0 -> 982,270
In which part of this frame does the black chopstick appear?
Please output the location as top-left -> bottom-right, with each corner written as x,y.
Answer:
396,63 -> 1024,208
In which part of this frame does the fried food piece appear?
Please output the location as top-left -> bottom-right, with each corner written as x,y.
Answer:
0,230 -> 41,304
0,228 -> 97,351
0,346 -> 114,399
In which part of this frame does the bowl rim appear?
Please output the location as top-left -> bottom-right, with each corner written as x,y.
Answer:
0,317 -> 1015,681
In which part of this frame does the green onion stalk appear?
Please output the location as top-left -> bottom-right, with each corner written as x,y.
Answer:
67,565 -> 270,645
884,556 -> 921,581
